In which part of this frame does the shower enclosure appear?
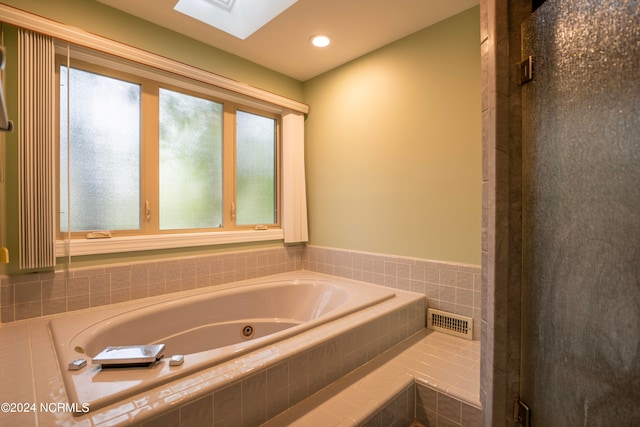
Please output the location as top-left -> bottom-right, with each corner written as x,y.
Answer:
521,0 -> 640,424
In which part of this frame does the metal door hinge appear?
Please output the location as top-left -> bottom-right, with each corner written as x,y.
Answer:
514,399 -> 531,427
518,56 -> 534,85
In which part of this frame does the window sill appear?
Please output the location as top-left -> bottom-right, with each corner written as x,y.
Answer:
55,229 -> 284,257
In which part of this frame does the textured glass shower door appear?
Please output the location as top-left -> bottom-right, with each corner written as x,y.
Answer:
521,0 -> 640,425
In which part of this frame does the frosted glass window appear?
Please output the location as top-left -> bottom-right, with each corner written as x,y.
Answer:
56,52 -> 289,244
236,110 -> 276,225
60,66 -> 141,232
159,88 -> 223,229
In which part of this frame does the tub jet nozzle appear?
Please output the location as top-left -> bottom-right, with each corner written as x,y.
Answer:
241,325 -> 254,338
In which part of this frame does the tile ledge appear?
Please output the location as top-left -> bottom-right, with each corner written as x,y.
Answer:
265,329 -> 481,425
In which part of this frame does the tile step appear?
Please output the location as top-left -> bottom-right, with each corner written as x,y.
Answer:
263,330 -> 481,427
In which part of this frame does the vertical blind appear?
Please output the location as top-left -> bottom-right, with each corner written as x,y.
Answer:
18,29 -> 55,269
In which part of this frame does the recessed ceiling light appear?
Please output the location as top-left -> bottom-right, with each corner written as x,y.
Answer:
310,35 -> 332,48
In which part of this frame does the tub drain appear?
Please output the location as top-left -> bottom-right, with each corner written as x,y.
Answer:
241,325 -> 254,339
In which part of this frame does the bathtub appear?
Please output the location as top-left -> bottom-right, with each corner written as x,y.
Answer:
49,271 -> 396,414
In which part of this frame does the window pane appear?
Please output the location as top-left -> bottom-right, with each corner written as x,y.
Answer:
236,110 -> 276,225
159,88 -> 223,229
60,66 -> 141,232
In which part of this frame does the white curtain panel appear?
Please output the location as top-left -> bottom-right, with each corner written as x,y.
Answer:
282,112 -> 309,243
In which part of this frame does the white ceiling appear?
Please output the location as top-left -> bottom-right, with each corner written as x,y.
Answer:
96,0 -> 479,81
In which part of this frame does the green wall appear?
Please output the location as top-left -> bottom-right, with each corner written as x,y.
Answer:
303,7 -> 481,264
0,2 -> 481,273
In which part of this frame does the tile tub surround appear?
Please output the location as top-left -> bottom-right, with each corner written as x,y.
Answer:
0,245 -> 305,323
0,245 -> 481,339
0,272 -> 425,427
304,246 -> 482,340
264,330 -> 481,426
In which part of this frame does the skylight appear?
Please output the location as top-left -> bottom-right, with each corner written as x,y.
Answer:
174,0 -> 298,40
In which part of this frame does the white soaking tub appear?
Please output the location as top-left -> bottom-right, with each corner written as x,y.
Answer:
49,271 -> 396,413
